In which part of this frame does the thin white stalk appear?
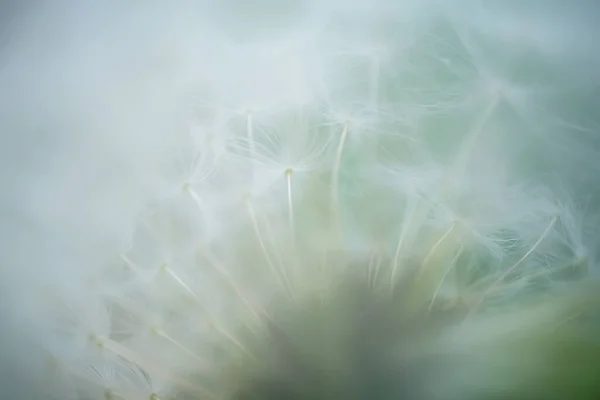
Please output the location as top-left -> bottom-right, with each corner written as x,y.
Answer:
158,323 -> 256,363
119,253 -> 142,275
443,95 -> 499,196
162,263 -> 260,347
155,328 -> 207,365
246,112 -> 256,155
428,245 -> 464,312
245,199 -> 294,298
483,256 -> 589,296
331,123 -> 349,233
390,194 -> 422,286
488,216 -> 558,293
195,247 -> 264,322
162,264 -> 197,300
261,209 -> 296,299
420,220 -> 460,272
368,250 -> 382,288
97,336 -> 215,398
368,251 -> 376,286
470,216 -> 558,314
205,311 -> 257,358
285,168 -> 295,236
185,184 -> 203,210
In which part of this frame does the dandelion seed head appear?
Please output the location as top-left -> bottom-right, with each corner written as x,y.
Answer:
3,1 -> 600,400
